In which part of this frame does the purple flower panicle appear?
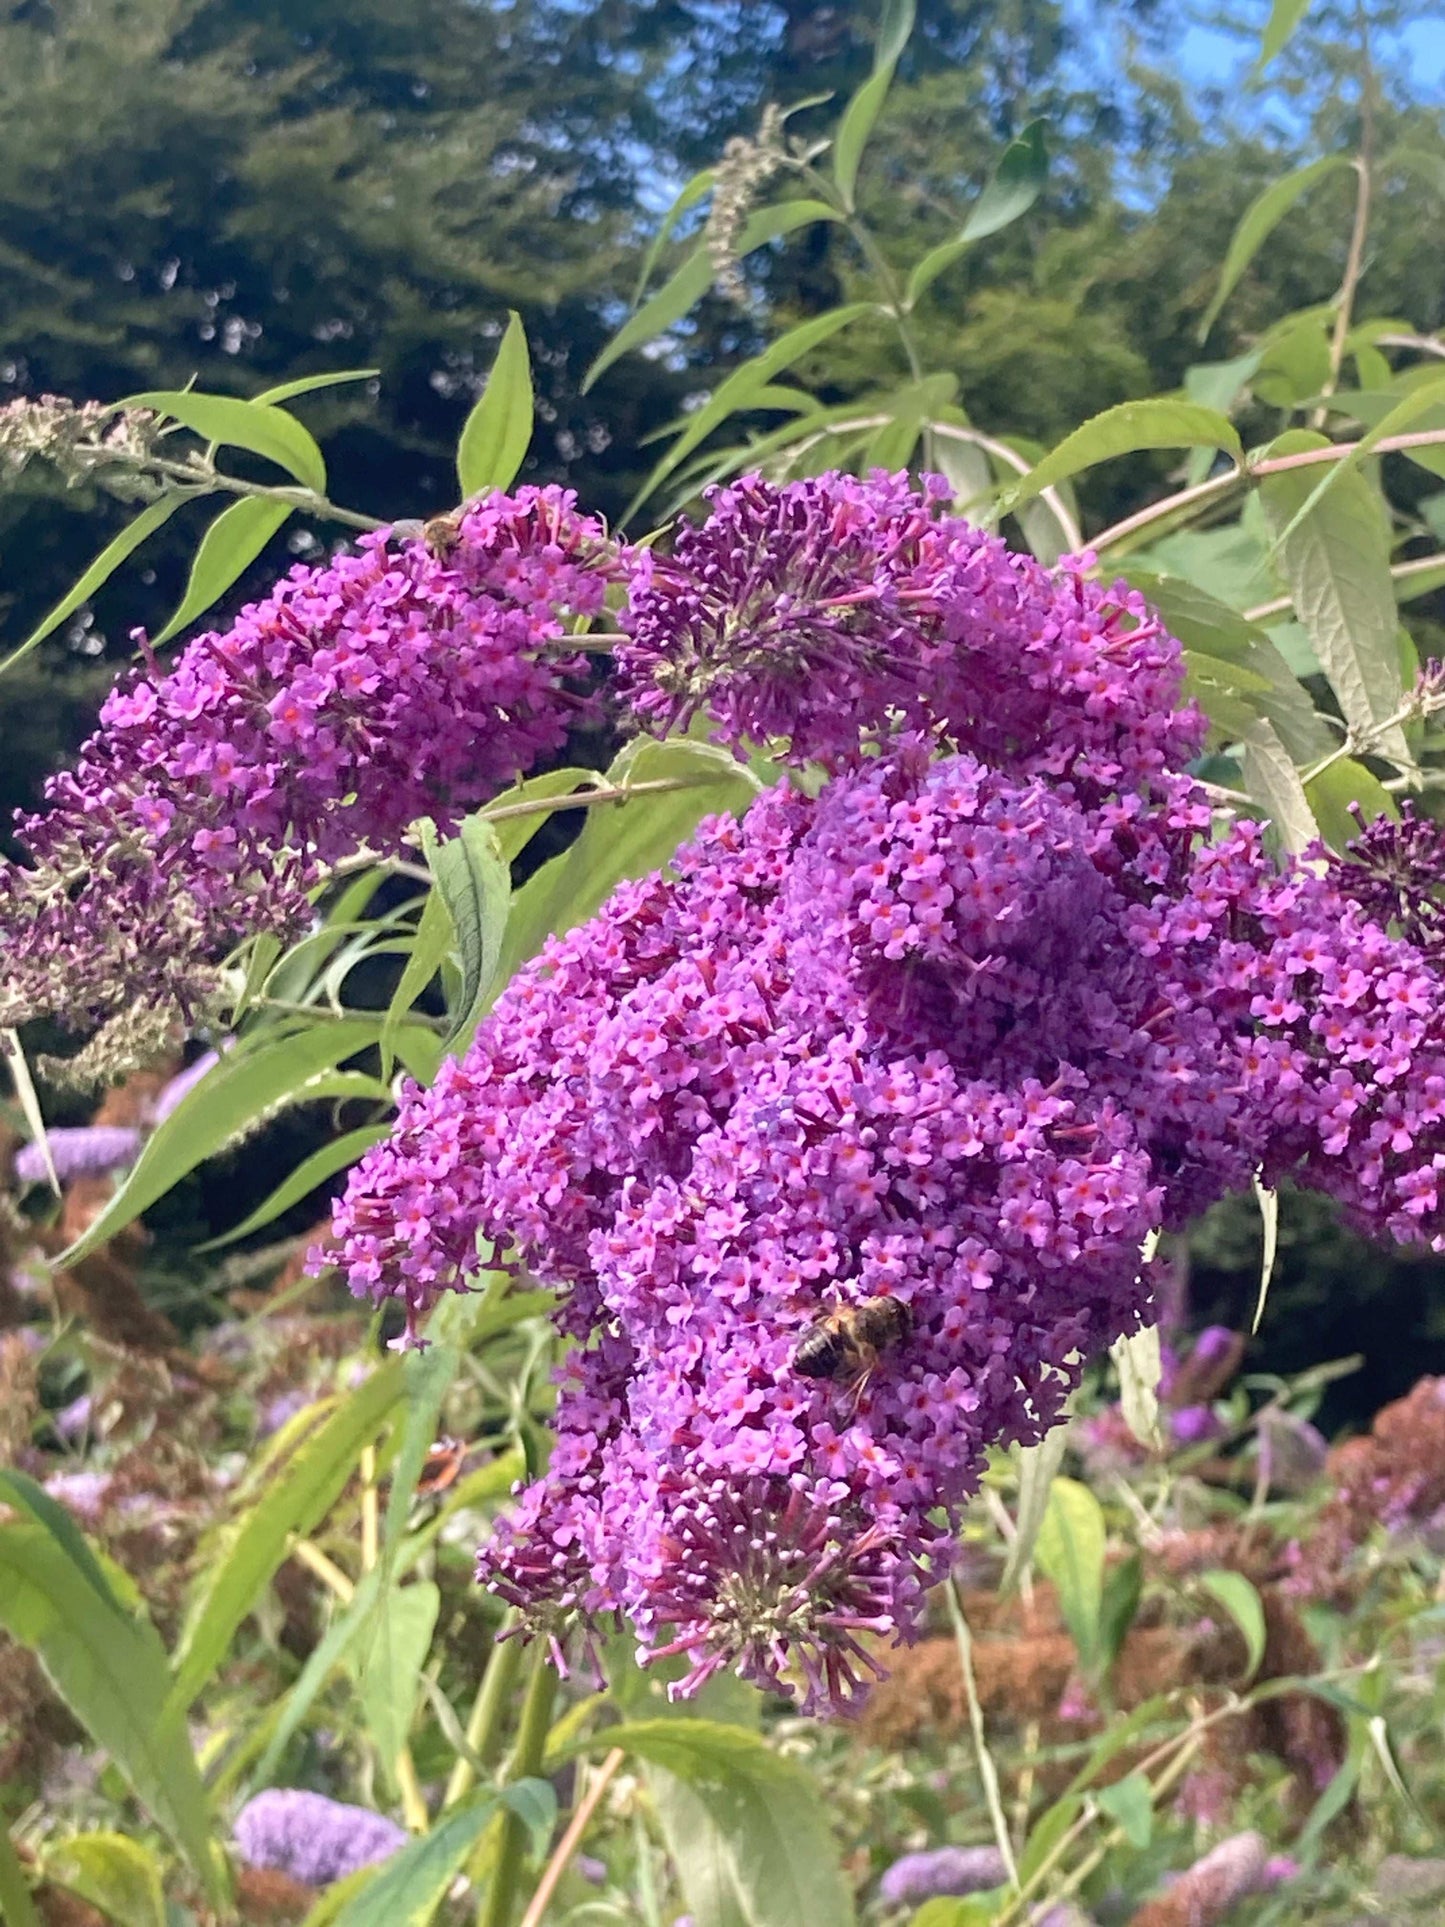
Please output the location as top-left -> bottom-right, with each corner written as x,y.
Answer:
1,488 -> 618,1031
618,470 -> 1204,783
878,1845 -> 1009,1906
233,1789 -> 407,1887
12,1125 -> 141,1186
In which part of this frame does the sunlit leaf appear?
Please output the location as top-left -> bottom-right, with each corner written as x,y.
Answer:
1109,1325 -> 1162,1449
117,389 -> 327,491
1305,756 -> 1396,850
0,1824 -> 40,1927
1096,1770 -> 1153,1849
613,1719 -> 856,1927
324,1792 -> 500,1926
1258,0 -> 1313,65
58,1017 -> 389,1265
42,1833 -> 166,1927
1252,1175 -> 1279,1335
1199,157 -> 1351,339
0,1525 -> 220,1899
996,402 -> 1241,519
457,311 -> 533,498
253,369 -> 381,406
960,119 -> 1048,243
1199,1570 -> 1267,1679
357,1581 -> 440,1779
1239,717 -> 1318,853
584,201 -> 842,393
998,1424 -> 1070,1597
832,0 -> 915,207
1259,430 -> 1409,766
632,169 -> 715,306
151,495 -> 293,645
1033,1479 -> 1106,1677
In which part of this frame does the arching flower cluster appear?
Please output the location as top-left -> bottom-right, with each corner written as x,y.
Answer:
331,477 -> 1445,1711
0,488 -> 616,1030
617,470 -> 1202,787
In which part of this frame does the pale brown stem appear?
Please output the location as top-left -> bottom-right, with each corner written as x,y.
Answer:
517,1747 -> 626,1927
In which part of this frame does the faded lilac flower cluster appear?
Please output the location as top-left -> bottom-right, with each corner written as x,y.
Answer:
0,488 -> 615,1030
233,1788 -> 406,1887
329,476 -> 1445,1712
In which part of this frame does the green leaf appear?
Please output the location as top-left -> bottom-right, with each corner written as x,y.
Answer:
960,119 -> 1048,243
1259,430 -> 1409,765
1258,0 -> 1313,65
495,740 -> 762,992
119,390 -> 327,492
0,1469 -> 127,1616
632,169 -> 715,306
456,311 -> 533,498
1199,157 -> 1351,339
0,1823 -> 41,1927
250,1566 -> 382,1790
832,0 -> 914,207
152,495 -> 293,646
584,201 -> 842,393
612,1719 -> 855,1927
421,814 -> 512,1052
325,1793 -> 501,1927
1240,717 -> 1318,853
1305,756 -> 1397,851
58,1018 -> 388,1265
904,122 -> 1049,307
0,1525 -> 219,1899
1198,1570 -> 1267,1680
1109,1325 -> 1162,1449
380,885 -> 454,1079
1099,1552 -> 1144,1673
1,492 -> 185,675
1096,1770 -> 1154,1849
1033,1479 -> 1106,1677
1125,568 -> 1332,762
42,1833 -> 166,1927
998,1424 -> 1070,1597
997,402 -> 1241,519
358,1581 -> 440,1777
253,369 -> 381,406
166,1361 -> 406,1714
193,1125 -> 389,1253
630,303 -> 875,514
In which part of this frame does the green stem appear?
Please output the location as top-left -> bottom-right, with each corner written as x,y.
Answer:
140,452 -> 387,532
479,1644 -> 560,1927
445,1612 -> 525,1810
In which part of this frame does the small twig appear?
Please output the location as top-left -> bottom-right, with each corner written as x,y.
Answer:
518,1746 -> 626,1927
947,1580 -> 1021,1889
291,1539 -> 355,1602
477,772 -> 735,827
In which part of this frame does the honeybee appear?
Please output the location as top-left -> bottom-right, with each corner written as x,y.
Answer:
793,1296 -> 912,1405
421,510 -> 464,561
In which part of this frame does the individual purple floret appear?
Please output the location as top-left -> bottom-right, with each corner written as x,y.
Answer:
618,470 -> 1204,782
233,1789 -> 408,1887
0,488 -> 619,1032
878,1844 -> 1009,1906
12,1125 -> 141,1186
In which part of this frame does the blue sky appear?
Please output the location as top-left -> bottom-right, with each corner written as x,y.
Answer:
1179,11 -> 1445,91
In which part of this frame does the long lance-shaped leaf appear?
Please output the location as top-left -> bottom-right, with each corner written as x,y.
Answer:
905,120 -> 1049,306
58,1017 -> 390,1265
995,401 -> 1242,520
833,0 -> 916,208
1240,717 -> 1319,853
152,495 -> 293,645
1199,156 -> 1352,340
584,200 -> 842,393
457,311 -> 533,497
117,389 -> 327,491
1,492 -> 186,675
1258,0 -> 1314,67
166,1360 -> 406,1715
0,1524 -> 222,1901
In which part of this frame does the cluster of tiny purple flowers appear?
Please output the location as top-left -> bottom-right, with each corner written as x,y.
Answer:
326,473 -> 1445,1710
14,467 -> 1445,1715
0,487 -> 615,1029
